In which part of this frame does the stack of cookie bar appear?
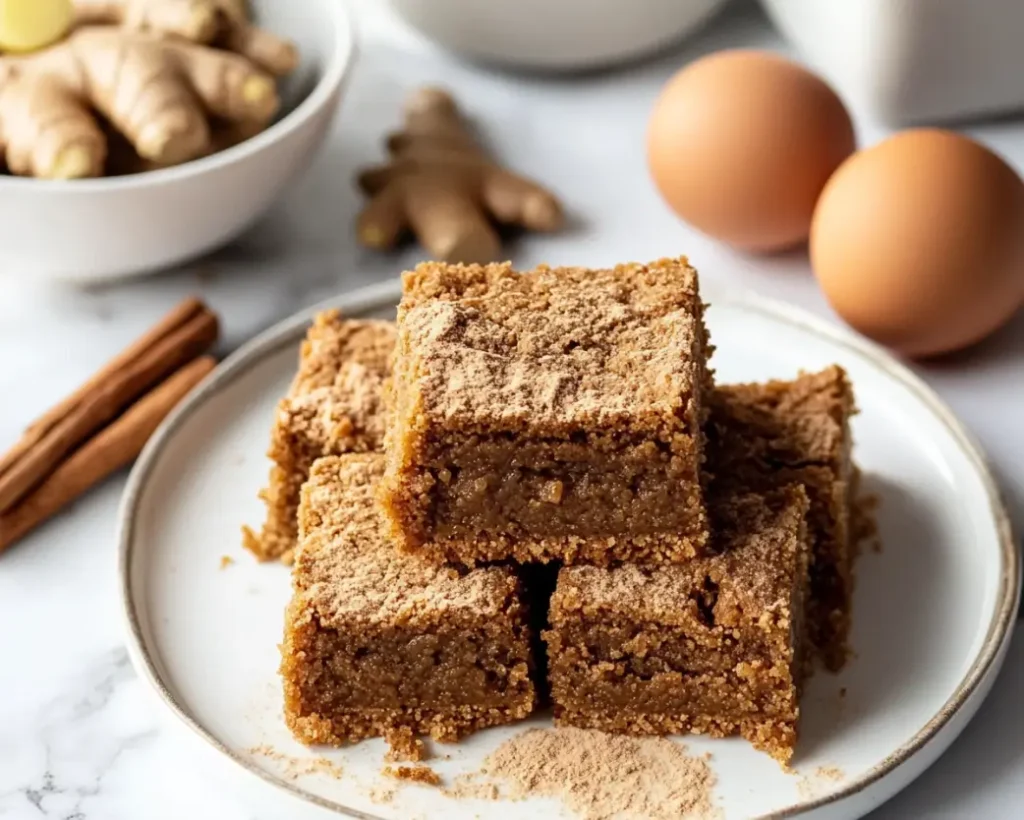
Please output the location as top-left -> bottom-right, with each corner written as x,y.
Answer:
255,258 -> 856,764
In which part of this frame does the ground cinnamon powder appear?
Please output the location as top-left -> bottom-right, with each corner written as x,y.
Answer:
447,728 -> 720,819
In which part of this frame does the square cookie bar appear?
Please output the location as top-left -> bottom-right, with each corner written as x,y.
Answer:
281,454 -> 537,745
379,258 -> 713,567
246,311 -> 395,562
706,366 -> 855,670
544,486 -> 811,763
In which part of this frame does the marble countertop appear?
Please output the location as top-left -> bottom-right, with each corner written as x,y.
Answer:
1,2 -> 1021,818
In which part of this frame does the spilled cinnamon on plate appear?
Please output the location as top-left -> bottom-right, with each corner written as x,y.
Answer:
446,727 -> 720,820
0,297 -> 218,554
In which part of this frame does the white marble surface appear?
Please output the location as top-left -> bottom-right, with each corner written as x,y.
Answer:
0,2 -> 1021,818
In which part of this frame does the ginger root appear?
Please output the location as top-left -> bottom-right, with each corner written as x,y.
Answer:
356,87 -> 564,264
71,0 -> 297,75
104,115 -> 263,174
0,25 -> 280,178
0,0 -> 74,53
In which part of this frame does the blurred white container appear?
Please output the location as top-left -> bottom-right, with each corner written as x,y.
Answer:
0,0 -> 355,283
388,0 -> 730,71
761,0 -> 1024,124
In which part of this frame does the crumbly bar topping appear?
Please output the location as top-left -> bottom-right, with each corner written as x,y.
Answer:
279,311 -> 396,452
295,454 -> 518,627
707,366 -> 852,474
396,258 -> 706,435
551,487 -> 809,628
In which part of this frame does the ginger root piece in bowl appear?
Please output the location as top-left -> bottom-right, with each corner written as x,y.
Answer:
0,0 -> 352,281
0,0 -> 299,179
0,0 -> 75,53
71,0 -> 299,76
0,26 -> 283,179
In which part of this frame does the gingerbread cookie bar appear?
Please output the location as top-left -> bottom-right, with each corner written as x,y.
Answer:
281,454 -> 537,745
245,311 -> 395,562
707,366 -> 855,670
379,258 -> 713,567
544,486 -> 811,763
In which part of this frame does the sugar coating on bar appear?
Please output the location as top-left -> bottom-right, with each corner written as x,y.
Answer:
707,366 -> 855,670
545,486 -> 811,763
296,456 -> 520,626
247,311 -> 395,562
380,258 -> 713,567
281,454 -> 536,746
399,259 -> 705,436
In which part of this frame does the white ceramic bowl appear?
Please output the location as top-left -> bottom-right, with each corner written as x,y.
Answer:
388,0 -> 730,72
0,0 -> 355,283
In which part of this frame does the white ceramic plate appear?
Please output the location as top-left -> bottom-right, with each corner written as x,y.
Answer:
119,281 -> 1019,820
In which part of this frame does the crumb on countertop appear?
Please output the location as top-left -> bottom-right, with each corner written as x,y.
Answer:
219,555 -> 235,569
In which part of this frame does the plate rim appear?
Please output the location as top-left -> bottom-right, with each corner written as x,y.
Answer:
118,278 -> 1020,820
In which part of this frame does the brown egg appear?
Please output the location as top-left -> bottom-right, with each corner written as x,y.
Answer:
811,130 -> 1024,357
647,50 -> 855,252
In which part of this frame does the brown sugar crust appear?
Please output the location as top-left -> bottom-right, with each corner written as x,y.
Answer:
246,312 -> 396,562
281,454 -> 536,747
708,366 -> 850,470
552,490 -> 810,628
380,258 -> 713,566
397,258 -> 707,436
295,456 -> 522,627
544,488 -> 810,764
707,366 -> 855,670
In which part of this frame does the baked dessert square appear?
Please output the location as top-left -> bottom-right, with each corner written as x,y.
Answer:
281,454 -> 537,745
543,486 -> 811,763
706,366 -> 855,670
379,258 -> 713,567
245,311 -> 395,562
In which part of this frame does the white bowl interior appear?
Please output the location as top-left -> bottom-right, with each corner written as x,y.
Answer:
250,0 -> 339,119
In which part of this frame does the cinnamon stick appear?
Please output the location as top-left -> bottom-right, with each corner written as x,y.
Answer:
0,356 -> 216,556
0,298 -> 218,513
